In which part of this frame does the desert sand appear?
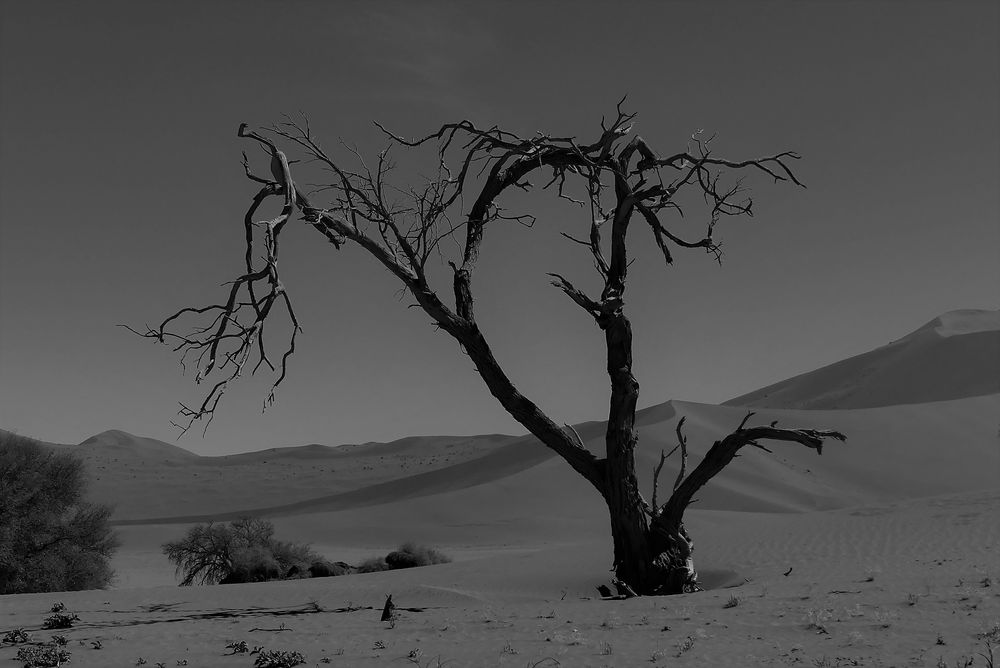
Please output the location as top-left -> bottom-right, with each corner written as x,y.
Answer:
2,309 -> 998,667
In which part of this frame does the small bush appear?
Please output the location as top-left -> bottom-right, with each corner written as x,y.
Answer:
398,542 -> 451,566
225,640 -> 249,654
385,550 -> 421,569
16,645 -> 71,668
386,542 -> 450,570
356,557 -> 391,574
42,612 -> 79,629
2,628 -> 31,644
307,561 -> 352,578
253,649 -> 305,668
222,545 -> 280,584
269,540 -> 317,577
358,543 -> 451,573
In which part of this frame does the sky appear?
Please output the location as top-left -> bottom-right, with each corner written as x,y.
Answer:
1,1 -> 997,456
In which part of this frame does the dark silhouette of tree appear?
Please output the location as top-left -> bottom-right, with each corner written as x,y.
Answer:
134,103 -> 844,594
0,431 -> 118,593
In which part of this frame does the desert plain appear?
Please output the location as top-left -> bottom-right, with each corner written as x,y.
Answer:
2,309 -> 998,667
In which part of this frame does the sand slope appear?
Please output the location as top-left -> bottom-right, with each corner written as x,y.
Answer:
725,308 -> 1000,409
97,392 -> 999,529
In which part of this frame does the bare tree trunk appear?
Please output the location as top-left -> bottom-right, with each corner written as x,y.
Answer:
600,310 -> 652,590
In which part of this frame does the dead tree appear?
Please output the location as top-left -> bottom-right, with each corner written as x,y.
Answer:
132,102 -> 844,594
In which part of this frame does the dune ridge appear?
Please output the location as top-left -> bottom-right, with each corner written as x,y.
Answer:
724,308 -> 1000,409
99,392 -> 999,526
8,310 -> 998,525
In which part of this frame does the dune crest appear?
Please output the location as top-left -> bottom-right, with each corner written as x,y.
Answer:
77,429 -> 199,462
724,308 -> 1000,409
907,307 -> 1000,338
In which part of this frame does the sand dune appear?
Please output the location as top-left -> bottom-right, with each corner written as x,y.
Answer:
634,395 -> 1000,510
77,429 -> 199,462
725,308 -> 1000,409
3,309 -> 998,665
15,310 -> 992,526
32,431 -> 520,521
113,433 -> 556,525
96,392 -> 999,527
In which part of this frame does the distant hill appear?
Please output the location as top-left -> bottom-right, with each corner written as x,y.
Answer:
29,430 -> 523,521
725,309 -> 1000,409
111,393 -> 1000,527
77,429 -> 199,463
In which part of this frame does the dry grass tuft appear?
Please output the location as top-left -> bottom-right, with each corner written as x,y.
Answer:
252,648 -> 306,668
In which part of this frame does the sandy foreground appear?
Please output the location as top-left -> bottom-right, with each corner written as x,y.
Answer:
2,489 -> 997,667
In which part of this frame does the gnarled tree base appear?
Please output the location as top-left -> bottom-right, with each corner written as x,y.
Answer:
612,515 -> 701,596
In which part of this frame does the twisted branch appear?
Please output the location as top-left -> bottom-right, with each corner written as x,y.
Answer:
662,412 -> 846,522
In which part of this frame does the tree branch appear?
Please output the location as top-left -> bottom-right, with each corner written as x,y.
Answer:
672,416 -> 689,493
650,416 -> 689,516
662,412 -> 845,523
547,273 -> 601,319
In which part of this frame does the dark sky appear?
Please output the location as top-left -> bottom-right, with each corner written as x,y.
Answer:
1,1 -> 997,455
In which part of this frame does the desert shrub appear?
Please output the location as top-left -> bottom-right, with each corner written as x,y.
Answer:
384,550 -> 421,569
162,517 -> 320,585
0,432 -> 118,594
253,649 -> 305,668
389,542 -> 451,569
223,545 -> 280,584
356,557 -> 391,574
359,543 -> 451,573
307,560 -> 352,578
2,628 -> 31,644
15,645 -> 71,668
41,612 -> 78,629
269,539 -> 318,577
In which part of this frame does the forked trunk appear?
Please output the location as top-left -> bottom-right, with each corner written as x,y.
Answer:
605,481 -> 700,595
